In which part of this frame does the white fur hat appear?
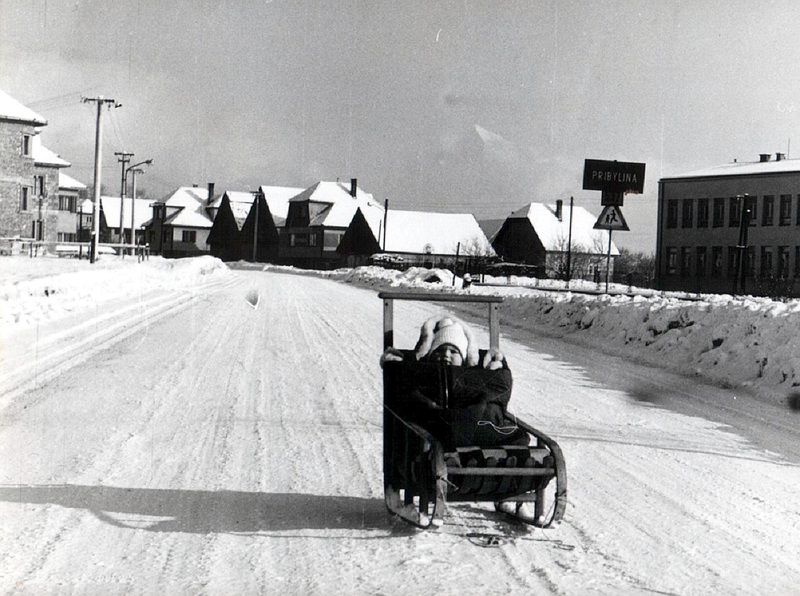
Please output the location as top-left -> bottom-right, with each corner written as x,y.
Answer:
414,316 -> 478,366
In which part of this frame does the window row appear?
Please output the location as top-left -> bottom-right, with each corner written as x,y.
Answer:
665,245 -> 800,278
666,195 -> 800,229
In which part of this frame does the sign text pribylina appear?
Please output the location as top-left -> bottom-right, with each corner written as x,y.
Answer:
583,159 -> 646,194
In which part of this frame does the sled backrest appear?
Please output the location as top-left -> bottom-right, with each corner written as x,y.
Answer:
378,291 -> 504,351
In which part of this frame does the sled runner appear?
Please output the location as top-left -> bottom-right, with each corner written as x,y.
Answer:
380,291 -> 567,530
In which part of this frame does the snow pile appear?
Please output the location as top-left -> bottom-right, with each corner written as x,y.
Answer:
0,255 -> 229,327
333,265 -> 800,406
3,256 -> 800,407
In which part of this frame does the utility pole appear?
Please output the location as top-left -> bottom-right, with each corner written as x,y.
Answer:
115,151 -> 134,250
126,159 -> 153,256
82,96 -> 120,263
566,196 -> 574,287
735,193 -> 751,294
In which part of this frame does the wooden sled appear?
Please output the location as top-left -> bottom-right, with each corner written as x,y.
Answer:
380,291 -> 567,530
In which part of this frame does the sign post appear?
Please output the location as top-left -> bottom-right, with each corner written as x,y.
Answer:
583,159 -> 645,292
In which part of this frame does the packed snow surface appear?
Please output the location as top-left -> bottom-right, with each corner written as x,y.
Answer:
1,255 -> 800,595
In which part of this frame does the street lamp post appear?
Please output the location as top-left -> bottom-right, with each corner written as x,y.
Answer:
125,159 -> 153,255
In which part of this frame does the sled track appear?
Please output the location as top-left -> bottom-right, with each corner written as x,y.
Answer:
0,275 -> 239,408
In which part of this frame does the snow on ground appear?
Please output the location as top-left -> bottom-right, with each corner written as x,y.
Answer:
2,255 -> 800,594
3,256 -> 800,411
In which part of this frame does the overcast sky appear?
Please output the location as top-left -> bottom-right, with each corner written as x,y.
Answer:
3,0 -> 800,253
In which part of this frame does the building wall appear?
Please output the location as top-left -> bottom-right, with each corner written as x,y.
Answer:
0,121 -> 45,239
657,169 -> 800,295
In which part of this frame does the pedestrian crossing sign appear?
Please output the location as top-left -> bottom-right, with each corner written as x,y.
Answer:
593,205 -> 629,231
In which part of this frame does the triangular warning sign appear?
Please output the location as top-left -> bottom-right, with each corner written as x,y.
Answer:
593,205 -> 629,231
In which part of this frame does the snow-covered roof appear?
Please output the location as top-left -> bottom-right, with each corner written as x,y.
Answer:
0,89 -> 47,125
32,136 -> 70,167
58,171 -> 86,190
99,196 -> 155,230
159,186 -> 213,228
510,202 -> 618,256
209,191 -> 255,227
382,210 -> 495,256
289,180 -> 384,230
259,185 -> 305,220
664,157 -> 800,180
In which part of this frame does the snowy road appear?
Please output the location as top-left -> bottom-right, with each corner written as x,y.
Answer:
1,269 -> 799,595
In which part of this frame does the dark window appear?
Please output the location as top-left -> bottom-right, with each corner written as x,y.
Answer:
762,195 -> 774,226
728,246 -> 739,277
760,246 -> 773,278
729,197 -> 741,227
778,246 -> 790,278
666,247 -> 677,275
711,246 -> 723,277
20,186 -> 30,211
746,247 -> 756,277
21,134 -> 31,156
746,195 -> 757,226
696,246 -> 707,277
58,195 -> 76,212
795,247 -> 800,277
34,175 -> 45,197
697,199 -> 709,228
666,200 -> 678,228
713,198 -> 725,227
680,247 -> 691,276
780,195 -> 792,225
181,230 -> 196,243
681,199 -> 694,228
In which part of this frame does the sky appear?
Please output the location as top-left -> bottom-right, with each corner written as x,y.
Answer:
3,1 -> 800,254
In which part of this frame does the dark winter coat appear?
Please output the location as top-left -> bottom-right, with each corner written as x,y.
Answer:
383,350 -> 528,449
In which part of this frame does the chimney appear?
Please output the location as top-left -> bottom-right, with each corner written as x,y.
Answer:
759,153 -> 771,162
776,152 -> 786,161
555,199 -> 563,221
207,182 -> 215,204
350,178 -> 357,197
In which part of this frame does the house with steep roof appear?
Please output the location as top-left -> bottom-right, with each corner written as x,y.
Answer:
492,201 -> 618,279
259,184 -> 304,227
337,206 -> 495,270
279,179 -> 385,269
0,89 -> 76,244
143,184 -> 215,257
206,190 -> 285,262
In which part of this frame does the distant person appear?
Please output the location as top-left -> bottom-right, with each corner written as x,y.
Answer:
461,273 -> 472,290
381,315 -> 535,523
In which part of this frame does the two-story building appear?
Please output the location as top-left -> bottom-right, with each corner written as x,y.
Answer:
657,153 -> 800,296
0,89 -> 72,245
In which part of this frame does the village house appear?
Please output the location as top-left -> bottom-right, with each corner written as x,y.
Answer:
491,201 -> 618,280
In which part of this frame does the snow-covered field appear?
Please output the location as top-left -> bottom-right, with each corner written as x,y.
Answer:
2,255 -> 800,594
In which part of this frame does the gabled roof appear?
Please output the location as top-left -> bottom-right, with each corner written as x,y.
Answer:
291,180 -> 385,229
259,185 -> 305,220
663,157 -> 800,180
99,196 -> 155,230
159,186 -> 213,228
509,202 -> 618,255
32,136 -> 70,167
0,89 -> 47,125
210,191 -> 255,229
382,210 -> 495,256
59,171 -> 86,190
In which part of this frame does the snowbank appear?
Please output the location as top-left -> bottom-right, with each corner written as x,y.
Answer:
3,255 -> 799,408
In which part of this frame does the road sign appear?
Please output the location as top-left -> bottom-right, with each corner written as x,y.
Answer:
593,205 -> 629,231
583,159 -> 646,193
